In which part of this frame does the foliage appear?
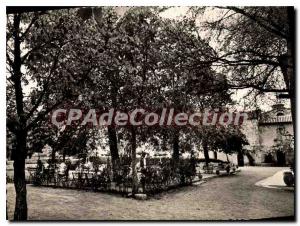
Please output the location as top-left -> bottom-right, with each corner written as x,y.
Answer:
142,158 -> 196,192
8,7 -> 269,218
193,7 -> 294,113
89,156 -> 103,174
113,155 -> 132,184
212,126 -> 249,154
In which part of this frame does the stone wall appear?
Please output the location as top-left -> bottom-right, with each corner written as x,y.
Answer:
259,123 -> 294,165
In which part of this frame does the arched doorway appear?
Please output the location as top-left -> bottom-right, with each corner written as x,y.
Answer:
276,150 -> 286,166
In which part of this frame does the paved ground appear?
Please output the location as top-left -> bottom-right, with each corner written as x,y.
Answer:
7,167 -> 294,220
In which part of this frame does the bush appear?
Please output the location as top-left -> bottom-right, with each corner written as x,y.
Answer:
178,159 -> 196,185
113,155 -> 132,184
91,166 -> 111,190
283,172 -> 294,187
89,156 -> 102,174
141,158 -> 197,193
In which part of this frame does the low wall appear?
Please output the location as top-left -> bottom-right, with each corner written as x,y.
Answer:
7,157 -> 49,182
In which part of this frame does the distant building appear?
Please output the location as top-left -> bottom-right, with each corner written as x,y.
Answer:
242,104 -> 294,166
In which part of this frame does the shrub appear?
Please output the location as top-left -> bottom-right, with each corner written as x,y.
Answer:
283,172 -> 294,187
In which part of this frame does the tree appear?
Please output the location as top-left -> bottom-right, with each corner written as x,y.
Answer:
212,126 -> 249,166
74,7 -> 123,174
6,9 -> 88,220
71,7 -> 233,193
27,119 -> 98,163
194,124 -> 248,166
197,7 -> 294,131
74,7 -> 166,194
114,7 -> 164,194
156,15 -> 231,163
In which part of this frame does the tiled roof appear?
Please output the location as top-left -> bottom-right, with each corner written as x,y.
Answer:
259,115 -> 292,124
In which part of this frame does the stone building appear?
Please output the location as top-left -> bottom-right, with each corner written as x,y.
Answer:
242,104 -> 294,166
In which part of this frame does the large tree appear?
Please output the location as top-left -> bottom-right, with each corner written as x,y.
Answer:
157,15 -> 231,163
196,7 -> 294,130
72,7 -> 166,194
75,7 -> 123,174
6,9 -> 88,220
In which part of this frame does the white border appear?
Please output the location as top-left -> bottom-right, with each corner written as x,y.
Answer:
1,1 -> 298,225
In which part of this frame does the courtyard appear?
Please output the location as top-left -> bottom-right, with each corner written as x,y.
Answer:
7,167 -> 294,220
6,7 -> 295,221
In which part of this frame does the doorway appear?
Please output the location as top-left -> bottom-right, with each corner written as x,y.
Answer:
276,150 -> 286,166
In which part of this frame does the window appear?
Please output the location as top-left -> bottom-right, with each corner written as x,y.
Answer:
276,112 -> 284,116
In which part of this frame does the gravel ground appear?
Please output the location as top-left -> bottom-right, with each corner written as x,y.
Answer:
7,166 -> 294,220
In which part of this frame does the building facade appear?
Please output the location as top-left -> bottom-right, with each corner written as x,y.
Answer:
242,104 -> 294,166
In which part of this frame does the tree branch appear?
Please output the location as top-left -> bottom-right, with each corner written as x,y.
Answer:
25,50 -> 62,121
224,7 -> 288,39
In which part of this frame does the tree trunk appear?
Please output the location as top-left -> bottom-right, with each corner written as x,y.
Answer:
246,153 -> 255,166
203,140 -> 210,167
51,148 -> 57,167
108,126 -> 119,177
172,129 -> 180,162
13,132 -> 28,220
12,14 -> 28,220
237,151 -> 244,166
279,7 -> 295,134
277,8 -> 295,169
213,151 -> 218,160
108,83 -> 120,177
62,150 -> 66,162
287,7 -> 295,134
226,154 -> 229,162
130,127 -> 138,194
